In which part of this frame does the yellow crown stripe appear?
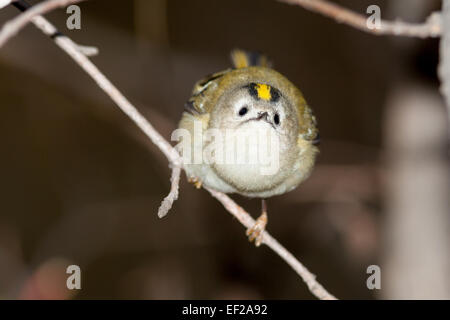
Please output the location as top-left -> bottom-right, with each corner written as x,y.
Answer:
255,83 -> 272,101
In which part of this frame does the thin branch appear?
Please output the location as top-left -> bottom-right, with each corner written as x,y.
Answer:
206,188 -> 336,300
439,0 -> 450,138
0,0 -> 181,164
9,0 -> 98,56
0,0 -> 337,300
158,164 -> 181,218
0,0 -> 85,46
280,0 -> 442,38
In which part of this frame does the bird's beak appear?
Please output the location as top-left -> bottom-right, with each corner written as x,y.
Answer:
256,111 -> 276,129
256,111 -> 269,121
241,111 -> 276,129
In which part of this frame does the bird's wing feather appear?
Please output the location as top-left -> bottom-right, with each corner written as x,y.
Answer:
184,69 -> 231,115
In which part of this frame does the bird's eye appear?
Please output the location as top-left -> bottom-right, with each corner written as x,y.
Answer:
274,113 -> 280,125
238,106 -> 248,116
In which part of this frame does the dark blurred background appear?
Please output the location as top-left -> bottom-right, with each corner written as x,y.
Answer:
0,0 -> 449,299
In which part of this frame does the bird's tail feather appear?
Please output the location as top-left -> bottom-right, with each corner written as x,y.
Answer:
230,49 -> 272,69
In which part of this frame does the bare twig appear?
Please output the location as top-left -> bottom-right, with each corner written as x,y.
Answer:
1,0 -> 98,56
439,0 -> 450,138
0,0 -> 85,46
207,188 -> 336,300
280,0 -> 442,38
158,164 -> 181,218
0,0 -> 337,300
0,0 -> 181,164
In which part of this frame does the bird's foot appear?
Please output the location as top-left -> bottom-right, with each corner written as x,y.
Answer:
246,210 -> 267,247
188,176 -> 202,189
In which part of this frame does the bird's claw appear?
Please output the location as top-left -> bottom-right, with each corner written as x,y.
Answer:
246,211 -> 267,247
188,176 -> 202,189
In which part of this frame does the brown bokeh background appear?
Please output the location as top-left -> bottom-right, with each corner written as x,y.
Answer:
0,0 -> 448,299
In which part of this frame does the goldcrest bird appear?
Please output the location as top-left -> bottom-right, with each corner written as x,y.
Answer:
177,49 -> 319,246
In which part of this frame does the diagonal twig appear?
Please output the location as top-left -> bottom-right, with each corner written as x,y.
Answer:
0,0 -> 85,46
280,0 -> 442,38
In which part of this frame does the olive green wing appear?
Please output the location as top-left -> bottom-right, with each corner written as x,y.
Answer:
299,104 -> 320,145
184,69 -> 231,115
